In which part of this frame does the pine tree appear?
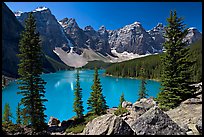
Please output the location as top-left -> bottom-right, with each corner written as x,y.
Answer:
156,10 -> 196,110
22,108 -> 30,125
87,68 -> 108,115
17,13 -> 47,131
73,69 -> 84,119
16,102 -> 22,124
138,68 -> 148,101
119,92 -> 125,108
2,103 -> 13,124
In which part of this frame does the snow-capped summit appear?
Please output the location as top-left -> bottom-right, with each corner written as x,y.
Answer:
33,6 -> 48,12
184,27 -> 202,44
99,25 -> 106,30
59,18 -> 79,28
133,21 -> 141,25
13,11 -> 23,17
188,27 -> 197,30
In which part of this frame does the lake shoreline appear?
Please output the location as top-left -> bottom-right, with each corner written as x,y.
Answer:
104,73 -> 161,82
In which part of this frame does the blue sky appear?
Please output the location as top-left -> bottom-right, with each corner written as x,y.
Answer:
5,2 -> 202,32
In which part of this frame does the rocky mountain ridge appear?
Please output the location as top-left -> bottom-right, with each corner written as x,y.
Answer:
2,3 -> 73,78
3,3 -> 202,74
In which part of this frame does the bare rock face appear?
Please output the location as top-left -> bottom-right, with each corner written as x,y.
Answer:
122,101 -> 132,108
131,106 -> 187,135
82,114 -> 134,135
2,3 -> 23,78
166,83 -> 202,135
108,21 -> 160,55
132,97 -> 157,111
195,117 -> 202,134
17,7 -> 73,63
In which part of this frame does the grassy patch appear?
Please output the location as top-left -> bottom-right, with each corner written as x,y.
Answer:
65,112 -> 98,134
65,124 -> 86,134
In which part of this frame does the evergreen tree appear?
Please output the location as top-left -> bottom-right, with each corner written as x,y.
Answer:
16,102 -> 22,124
157,11 -> 196,110
22,108 -> 30,125
87,68 -> 108,115
138,68 -> 148,101
17,13 -> 47,131
73,69 -> 84,119
2,103 -> 12,124
119,92 -> 125,108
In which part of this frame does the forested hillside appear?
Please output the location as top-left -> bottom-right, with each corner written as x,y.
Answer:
82,60 -> 112,69
105,39 -> 202,83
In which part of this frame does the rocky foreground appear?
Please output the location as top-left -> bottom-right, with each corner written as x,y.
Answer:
3,83 -> 202,135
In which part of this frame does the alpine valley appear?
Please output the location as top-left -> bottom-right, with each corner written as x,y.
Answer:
2,3 -> 202,78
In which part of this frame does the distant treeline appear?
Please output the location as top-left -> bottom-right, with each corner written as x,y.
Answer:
105,39 -> 202,83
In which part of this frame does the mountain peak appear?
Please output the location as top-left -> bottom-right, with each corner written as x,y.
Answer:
59,18 -> 79,28
84,25 -> 94,31
133,21 -> 141,25
99,25 -> 106,30
13,11 -> 23,17
188,27 -> 197,30
156,23 -> 163,28
33,6 -> 49,12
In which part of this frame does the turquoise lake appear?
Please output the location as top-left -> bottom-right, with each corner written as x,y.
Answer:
2,70 -> 161,123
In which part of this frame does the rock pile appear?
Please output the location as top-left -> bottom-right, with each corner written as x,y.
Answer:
131,106 -> 187,135
82,114 -> 134,135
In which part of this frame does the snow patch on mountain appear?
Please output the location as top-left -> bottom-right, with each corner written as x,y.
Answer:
13,11 -> 23,16
58,24 -> 73,47
33,7 -> 48,12
110,49 -> 153,62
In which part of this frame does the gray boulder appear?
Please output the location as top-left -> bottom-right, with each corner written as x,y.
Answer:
122,101 -> 132,108
132,97 -> 156,111
48,116 -> 60,127
82,114 -> 134,135
196,117 -> 202,134
131,106 -> 187,135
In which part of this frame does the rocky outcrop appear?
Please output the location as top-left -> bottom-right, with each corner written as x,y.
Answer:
48,117 -> 60,127
131,106 -> 186,135
195,117 -> 202,134
122,101 -> 132,108
82,114 -> 134,135
120,98 -> 157,127
132,97 -> 157,111
166,82 -> 202,135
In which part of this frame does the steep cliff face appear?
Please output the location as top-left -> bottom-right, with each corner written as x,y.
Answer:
84,25 -> 111,56
183,27 -> 202,44
17,7 -> 73,62
2,4 -> 72,77
59,18 -> 112,56
3,3 -> 202,70
108,22 -> 161,55
147,23 -> 165,50
2,2 -> 24,77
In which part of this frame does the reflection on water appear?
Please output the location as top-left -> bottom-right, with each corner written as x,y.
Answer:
2,70 -> 161,123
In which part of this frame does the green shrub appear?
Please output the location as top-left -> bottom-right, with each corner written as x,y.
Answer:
114,107 -> 128,116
